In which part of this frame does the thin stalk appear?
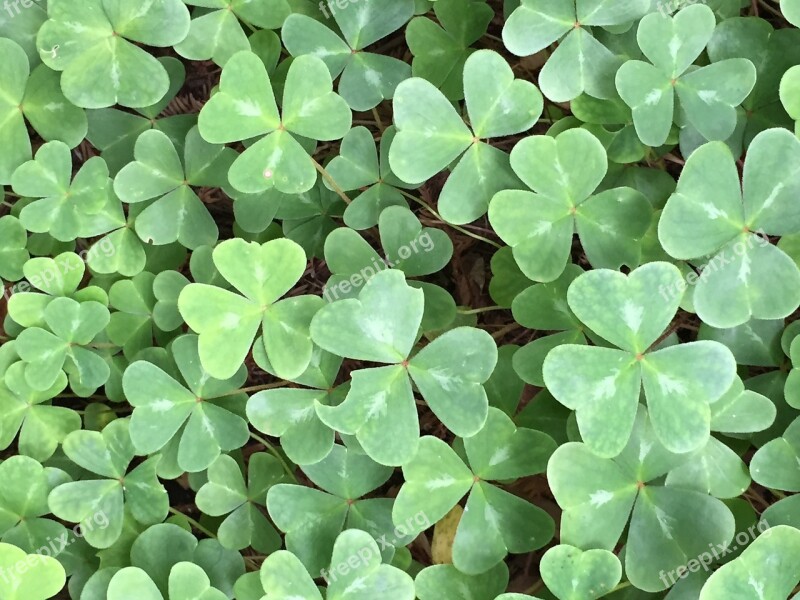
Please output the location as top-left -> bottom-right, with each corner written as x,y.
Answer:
312,158 -> 351,205
250,432 -> 298,483
399,190 -> 502,249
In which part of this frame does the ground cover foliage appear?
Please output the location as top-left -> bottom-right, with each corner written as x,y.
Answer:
2,0 -> 800,598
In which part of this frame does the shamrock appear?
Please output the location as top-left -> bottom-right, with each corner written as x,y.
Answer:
547,406 -> 735,592
781,64 -> 800,133
260,529 -> 415,600
310,269 -> 498,465
0,216 -> 29,281
405,0 -> 494,100
86,57 -> 196,175
247,344 -> 344,465
126,523 -> 244,597
113,127 -> 235,249
37,0 -> 191,108
107,272 -> 166,360
282,0 -> 414,110
280,180 -> 346,259
266,444 -> 401,574
392,409 -> 556,574
195,453 -> 283,552
11,141 -> 109,242
323,126 -> 412,230
48,419 -> 169,549
542,262 -> 737,457
658,128 -> 800,328
750,416 -> 800,492
511,264 -> 591,387
197,50 -> 351,195
489,128 -> 652,282
323,205 -> 453,300
176,0 -> 289,66
121,334 -> 250,473
0,361 -> 79,461
699,525 -> 800,599
390,49 -> 543,224
540,545 -> 622,600
503,0 -> 651,101
15,297 -> 112,396
178,237 -> 323,380
0,38 -> 86,183
0,543 -> 65,600
8,252 -> 108,329
708,18 -> 800,147
0,456 -> 71,547
107,563 -> 227,600
415,563 -> 511,600
616,4 -> 757,147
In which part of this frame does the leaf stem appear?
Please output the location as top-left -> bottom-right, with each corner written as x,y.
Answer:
217,381 -> 286,397
371,107 -> 385,132
458,306 -> 505,315
610,581 -> 632,593
249,431 -> 298,483
168,507 -> 217,539
398,190 -> 502,249
312,158 -> 351,205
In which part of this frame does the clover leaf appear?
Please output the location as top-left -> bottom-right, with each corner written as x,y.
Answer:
323,205 -> 453,299
0,361 -> 78,461
11,141 -> 109,241
0,216 -> 29,281
0,542 -> 66,600
113,127 -> 235,249
247,344 -> 344,465
415,563 -> 512,600
175,0 -> 288,66
311,269 -> 497,465
540,545 -> 622,600
8,252 -> 107,329
48,419 -> 169,548
543,262 -> 737,457
282,0 -> 414,110
615,5 -> 757,147
390,49 -> 543,224
107,563 -> 227,600
547,406 -> 735,592
15,297 -> 111,395
324,126 -> 412,229
260,529 -> 415,600
699,525 -> 800,599
511,264 -> 590,387
503,0 -> 651,101
392,409 -> 556,574
37,0 -> 191,108
406,0 -> 493,100
266,444 -> 398,574
126,523 -> 244,597
121,334 -> 249,472
195,453 -> 283,553
85,57 -> 195,175
0,455 -> 70,547
0,38 -> 86,183
750,416 -> 800,492
198,50 -> 351,194
658,128 -> 800,328
489,128 -> 652,282
178,237 -> 322,380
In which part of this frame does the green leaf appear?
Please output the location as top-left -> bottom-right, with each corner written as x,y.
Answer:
699,525 -> 800,599
0,542 -> 66,600
540,545 -> 622,600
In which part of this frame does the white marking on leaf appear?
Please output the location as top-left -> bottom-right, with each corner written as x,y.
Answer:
233,99 -> 262,117
621,301 -> 644,334
656,372 -> 687,396
654,506 -> 675,539
589,489 -> 614,507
